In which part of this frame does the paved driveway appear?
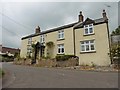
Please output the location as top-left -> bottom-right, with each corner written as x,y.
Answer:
2,62 -> 118,88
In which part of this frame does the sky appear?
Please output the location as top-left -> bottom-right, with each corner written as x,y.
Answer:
0,0 -> 119,49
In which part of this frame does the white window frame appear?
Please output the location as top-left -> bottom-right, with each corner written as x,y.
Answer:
80,40 -> 95,52
28,38 -> 32,45
27,45 -> 32,56
40,35 -> 45,43
27,46 -> 32,53
57,44 -> 64,54
58,30 -> 64,39
84,24 -> 94,35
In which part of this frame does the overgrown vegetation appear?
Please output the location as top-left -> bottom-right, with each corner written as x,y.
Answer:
111,26 -> 120,35
14,54 -> 79,67
46,41 -> 54,58
110,26 -> 120,69
0,54 -> 14,62
46,41 -> 54,48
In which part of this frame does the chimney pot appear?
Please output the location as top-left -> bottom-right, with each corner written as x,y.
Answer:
102,9 -> 108,19
35,26 -> 41,34
78,11 -> 84,22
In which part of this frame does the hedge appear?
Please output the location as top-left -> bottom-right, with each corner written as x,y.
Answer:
56,55 -> 78,61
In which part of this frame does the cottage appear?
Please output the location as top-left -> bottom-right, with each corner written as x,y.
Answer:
20,10 -> 111,66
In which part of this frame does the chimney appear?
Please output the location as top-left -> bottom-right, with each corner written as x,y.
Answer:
78,11 -> 84,22
35,26 -> 41,34
102,9 -> 108,19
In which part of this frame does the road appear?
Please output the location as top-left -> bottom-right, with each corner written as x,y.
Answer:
2,62 -> 118,88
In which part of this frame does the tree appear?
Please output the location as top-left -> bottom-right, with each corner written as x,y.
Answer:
111,26 -> 120,35
110,26 -> 120,65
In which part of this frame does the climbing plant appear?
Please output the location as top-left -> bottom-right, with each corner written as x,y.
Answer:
46,41 -> 54,48
46,41 -> 54,58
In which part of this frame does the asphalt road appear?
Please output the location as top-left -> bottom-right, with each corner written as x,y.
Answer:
2,62 -> 118,88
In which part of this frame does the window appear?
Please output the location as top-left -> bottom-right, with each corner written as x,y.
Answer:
80,40 -> 95,52
58,30 -> 64,39
27,45 -> 32,56
58,44 -> 64,54
27,45 -> 32,52
84,24 -> 94,35
28,38 -> 32,45
40,35 -> 45,43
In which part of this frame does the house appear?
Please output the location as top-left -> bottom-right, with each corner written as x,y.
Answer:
0,45 -> 20,56
111,35 -> 120,44
20,10 -> 111,66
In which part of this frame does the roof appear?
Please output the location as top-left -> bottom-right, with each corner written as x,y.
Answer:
22,17 -> 108,40
0,45 -> 20,54
73,18 -> 108,29
22,22 -> 78,40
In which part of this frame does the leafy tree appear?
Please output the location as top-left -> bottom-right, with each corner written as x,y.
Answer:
110,26 -> 120,65
111,26 -> 120,35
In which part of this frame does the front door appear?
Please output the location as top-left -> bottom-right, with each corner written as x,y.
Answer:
40,47 -> 45,58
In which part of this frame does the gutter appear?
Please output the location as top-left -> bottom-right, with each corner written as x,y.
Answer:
73,28 -> 76,56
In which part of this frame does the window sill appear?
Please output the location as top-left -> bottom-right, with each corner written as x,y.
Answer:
83,33 -> 95,36
27,44 -> 31,46
57,53 -> 65,55
80,50 -> 96,54
40,42 -> 45,44
57,38 -> 65,41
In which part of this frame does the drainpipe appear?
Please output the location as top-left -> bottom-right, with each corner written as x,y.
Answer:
106,21 -> 112,64
73,28 -> 76,56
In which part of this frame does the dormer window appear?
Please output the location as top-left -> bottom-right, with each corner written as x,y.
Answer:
84,24 -> 94,35
58,30 -> 64,39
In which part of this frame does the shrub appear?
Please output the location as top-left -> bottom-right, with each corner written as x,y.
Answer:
110,43 -> 120,65
91,62 -> 96,67
56,55 -> 78,61
1,54 -> 14,62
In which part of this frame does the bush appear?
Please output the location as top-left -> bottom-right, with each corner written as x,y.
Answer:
56,55 -> 78,61
1,54 -> 14,62
113,57 -> 120,64
110,43 -> 120,65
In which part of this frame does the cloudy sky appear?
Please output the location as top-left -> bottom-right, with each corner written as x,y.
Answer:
0,0 -> 119,49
